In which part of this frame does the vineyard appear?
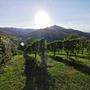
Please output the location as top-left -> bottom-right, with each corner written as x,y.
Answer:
0,34 -> 90,90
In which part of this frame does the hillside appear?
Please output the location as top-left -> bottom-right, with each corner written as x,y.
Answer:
0,27 -> 90,90
27,25 -> 90,41
0,54 -> 90,90
0,27 -> 35,38
0,25 -> 90,41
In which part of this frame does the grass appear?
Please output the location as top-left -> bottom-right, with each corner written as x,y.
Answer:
0,53 -> 90,90
0,55 -> 25,90
48,51 -> 90,67
47,57 -> 90,90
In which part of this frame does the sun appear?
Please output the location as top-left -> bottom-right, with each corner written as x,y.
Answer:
35,10 -> 51,28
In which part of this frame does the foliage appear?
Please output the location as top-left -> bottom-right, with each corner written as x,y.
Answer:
64,34 -> 80,40
0,35 -> 12,67
0,34 -> 90,90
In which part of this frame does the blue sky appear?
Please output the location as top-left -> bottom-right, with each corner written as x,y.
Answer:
0,0 -> 90,32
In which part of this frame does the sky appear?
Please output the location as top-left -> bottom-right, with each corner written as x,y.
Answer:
0,0 -> 90,32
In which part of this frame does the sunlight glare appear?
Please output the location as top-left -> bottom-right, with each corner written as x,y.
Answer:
35,10 -> 51,28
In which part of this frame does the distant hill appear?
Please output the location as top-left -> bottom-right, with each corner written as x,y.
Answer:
0,27 -> 35,38
0,25 -> 90,41
27,25 -> 90,41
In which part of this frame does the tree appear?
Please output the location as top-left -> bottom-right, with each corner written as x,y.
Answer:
63,39 -> 80,58
64,34 -> 79,41
0,35 -> 12,67
47,40 -> 63,56
39,39 -> 47,67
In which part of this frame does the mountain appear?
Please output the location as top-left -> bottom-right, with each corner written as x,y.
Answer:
0,27 -> 35,38
0,25 -> 90,41
27,25 -> 90,41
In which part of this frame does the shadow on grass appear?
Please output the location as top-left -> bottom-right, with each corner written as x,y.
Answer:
23,52 -> 53,90
56,53 -> 90,60
49,55 -> 90,75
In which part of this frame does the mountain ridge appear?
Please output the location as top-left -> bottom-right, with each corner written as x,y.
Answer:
26,25 -> 90,41
0,25 -> 90,41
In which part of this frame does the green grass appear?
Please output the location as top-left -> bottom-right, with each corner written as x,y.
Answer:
0,55 -> 25,90
0,54 -> 90,90
48,51 -> 90,67
47,57 -> 90,90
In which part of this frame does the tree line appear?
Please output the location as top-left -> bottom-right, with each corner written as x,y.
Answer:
0,34 -> 90,68
19,35 -> 90,59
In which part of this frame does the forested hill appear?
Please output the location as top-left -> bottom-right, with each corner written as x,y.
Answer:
0,25 -> 90,41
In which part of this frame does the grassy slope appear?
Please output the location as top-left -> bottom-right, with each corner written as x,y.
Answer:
48,57 -> 90,90
0,54 -> 90,90
0,55 -> 25,90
